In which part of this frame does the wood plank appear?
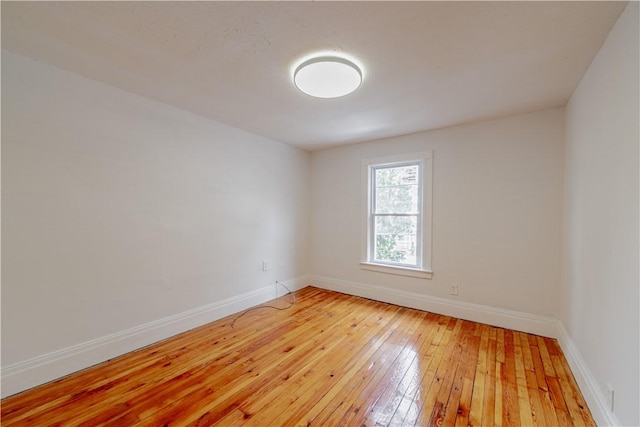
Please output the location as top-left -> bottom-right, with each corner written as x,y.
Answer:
429,324 -> 475,427
528,336 -> 559,426
480,327 -> 496,427
467,325 -> 489,427
513,332 -> 535,426
495,361 -> 504,426
526,368 -> 548,427
414,319 -> 466,426
449,328 -> 481,427
501,330 -> 521,426
537,335 -> 556,376
0,288 -> 596,427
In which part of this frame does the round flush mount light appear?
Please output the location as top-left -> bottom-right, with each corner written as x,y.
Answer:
293,55 -> 363,99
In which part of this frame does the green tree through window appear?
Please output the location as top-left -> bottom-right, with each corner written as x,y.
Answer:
371,163 -> 420,266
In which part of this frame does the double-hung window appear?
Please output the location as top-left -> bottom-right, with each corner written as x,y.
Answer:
361,152 -> 433,279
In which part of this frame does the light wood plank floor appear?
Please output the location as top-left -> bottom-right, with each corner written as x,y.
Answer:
1,287 -> 594,426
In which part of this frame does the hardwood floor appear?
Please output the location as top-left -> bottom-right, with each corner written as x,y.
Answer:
1,287 -> 594,426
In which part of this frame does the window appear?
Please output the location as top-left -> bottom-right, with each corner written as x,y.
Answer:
370,162 -> 421,266
361,152 -> 433,279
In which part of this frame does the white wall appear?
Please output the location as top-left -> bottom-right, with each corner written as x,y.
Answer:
310,108 -> 565,318
563,3 -> 639,426
1,50 -> 309,388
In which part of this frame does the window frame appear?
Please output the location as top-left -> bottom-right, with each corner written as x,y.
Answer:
361,151 -> 433,279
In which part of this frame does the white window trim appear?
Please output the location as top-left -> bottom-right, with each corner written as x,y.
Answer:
361,151 -> 433,279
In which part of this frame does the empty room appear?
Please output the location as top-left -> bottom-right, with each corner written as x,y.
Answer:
1,1 -> 638,426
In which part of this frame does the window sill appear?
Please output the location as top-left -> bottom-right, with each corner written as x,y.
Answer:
360,262 -> 433,279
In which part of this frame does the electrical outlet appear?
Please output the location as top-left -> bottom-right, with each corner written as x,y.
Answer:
262,261 -> 269,272
607,383 -> 614,413
450,285 -> 459,296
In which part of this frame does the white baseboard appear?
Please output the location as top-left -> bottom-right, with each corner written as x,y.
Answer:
307,274 -> 558,337
0,277 -> 307,399
555,322 -> 621,427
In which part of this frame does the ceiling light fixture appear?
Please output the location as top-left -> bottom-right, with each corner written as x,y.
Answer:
293,55 -> 363,99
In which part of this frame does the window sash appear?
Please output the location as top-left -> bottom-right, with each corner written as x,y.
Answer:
369,161 -> 423,268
